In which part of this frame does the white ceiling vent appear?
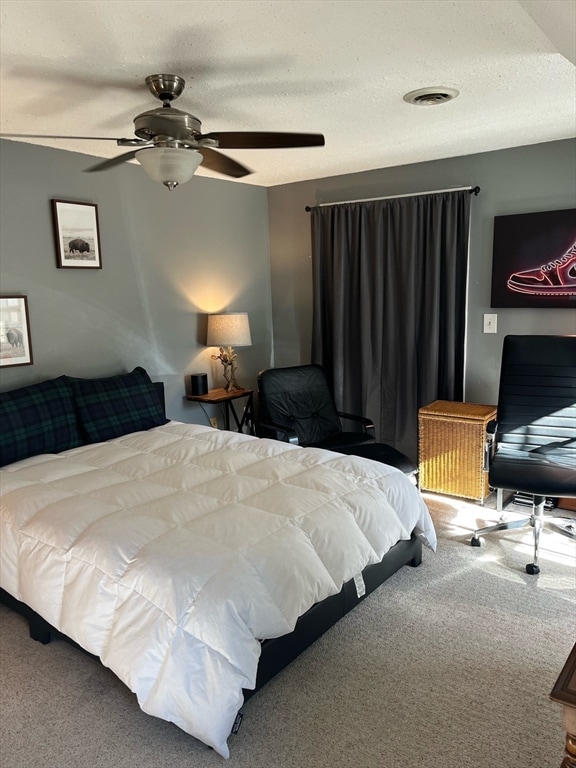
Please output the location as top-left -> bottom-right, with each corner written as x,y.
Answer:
403,87 -> 460,106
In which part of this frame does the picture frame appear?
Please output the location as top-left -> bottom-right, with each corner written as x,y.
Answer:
51,199 -> 102,269
0,295 -> 33,367
490,208 -> 576,308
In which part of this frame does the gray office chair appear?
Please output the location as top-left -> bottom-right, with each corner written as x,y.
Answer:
470,335 -> 576,574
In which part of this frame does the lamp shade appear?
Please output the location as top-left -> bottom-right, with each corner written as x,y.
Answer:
206,313 -> 252,347
136,147 -> 203,187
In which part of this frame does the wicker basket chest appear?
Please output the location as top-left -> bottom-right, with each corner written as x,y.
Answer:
418,400 -> 497,502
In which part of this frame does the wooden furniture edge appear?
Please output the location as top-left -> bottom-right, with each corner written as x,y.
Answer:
550,642 -> 576,768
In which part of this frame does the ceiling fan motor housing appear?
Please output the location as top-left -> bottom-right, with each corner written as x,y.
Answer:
133,107 -> 203,142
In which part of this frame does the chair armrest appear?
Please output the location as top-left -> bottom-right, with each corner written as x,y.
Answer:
483,419 -> 498,471
257,422 -> 300,444
337,412 -> 376,437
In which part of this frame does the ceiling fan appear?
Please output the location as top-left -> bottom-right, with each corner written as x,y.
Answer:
1,74 -> 325,190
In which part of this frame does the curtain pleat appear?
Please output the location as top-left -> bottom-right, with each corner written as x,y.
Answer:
311,191 -> 471,462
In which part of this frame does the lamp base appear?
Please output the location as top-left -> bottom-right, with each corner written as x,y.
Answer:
222,361 -> 242,392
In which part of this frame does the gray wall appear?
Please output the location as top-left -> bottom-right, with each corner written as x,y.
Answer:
0,139 -> 272,423
267,139 -> 576,407
2,138 -> 575,423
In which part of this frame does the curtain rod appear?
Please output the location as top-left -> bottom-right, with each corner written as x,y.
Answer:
304,185 -> 480,211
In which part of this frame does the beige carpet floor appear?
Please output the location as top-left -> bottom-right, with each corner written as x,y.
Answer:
1,492 -> 574,768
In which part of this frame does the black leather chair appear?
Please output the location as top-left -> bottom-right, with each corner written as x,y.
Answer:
470,335 -> 576,574
256,364 -> 417,477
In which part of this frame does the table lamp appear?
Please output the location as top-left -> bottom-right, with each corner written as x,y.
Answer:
207,313 -> 252,392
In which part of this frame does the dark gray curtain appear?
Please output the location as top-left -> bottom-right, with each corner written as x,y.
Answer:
311,190 -> 472,462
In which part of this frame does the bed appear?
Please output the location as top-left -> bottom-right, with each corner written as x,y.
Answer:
0,367 -> 436,758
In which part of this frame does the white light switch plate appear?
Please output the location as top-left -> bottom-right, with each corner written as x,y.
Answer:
483,313 -> 497,333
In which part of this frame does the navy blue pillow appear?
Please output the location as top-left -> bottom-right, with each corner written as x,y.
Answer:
0,377 -> 83,467
66,367 -> 168,444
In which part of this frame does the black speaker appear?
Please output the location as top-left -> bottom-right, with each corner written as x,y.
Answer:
189,373 -> 208,396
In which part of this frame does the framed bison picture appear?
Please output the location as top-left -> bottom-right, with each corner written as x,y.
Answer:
51,199 -> 102,269
0,295 -> 33,367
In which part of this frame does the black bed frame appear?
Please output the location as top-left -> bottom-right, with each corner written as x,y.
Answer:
247,533 -> 421,699
0,380 -> 423,711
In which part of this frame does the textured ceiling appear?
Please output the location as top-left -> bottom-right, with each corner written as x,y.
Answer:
0,0 -> 574,187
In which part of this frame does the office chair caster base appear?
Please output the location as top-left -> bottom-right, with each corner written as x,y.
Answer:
525,563 -> 540,575
470,536 -> 481,547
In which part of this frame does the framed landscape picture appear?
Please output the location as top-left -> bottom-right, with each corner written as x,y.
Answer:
0,295 -> 33,367
490,208 -> 576,308
51,199 -> 102,269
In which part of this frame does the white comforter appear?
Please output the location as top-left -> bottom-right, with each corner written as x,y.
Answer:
0,422 -> 435,757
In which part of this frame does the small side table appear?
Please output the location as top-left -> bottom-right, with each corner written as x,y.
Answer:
186,388 -> 254,434
550,642 -> 576,768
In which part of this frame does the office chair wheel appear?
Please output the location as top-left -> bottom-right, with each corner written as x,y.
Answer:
525,563 -> 540,575
470,536 -> 481,547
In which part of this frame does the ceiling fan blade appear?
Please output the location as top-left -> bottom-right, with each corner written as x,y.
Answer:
198,147 -> 252,178
84,150 -> 139,172
0,132 -> 126,141
200,131 -> 325,149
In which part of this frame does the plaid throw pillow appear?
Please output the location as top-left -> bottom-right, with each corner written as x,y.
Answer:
67,367 -> 168,443
0,377 -> 83,467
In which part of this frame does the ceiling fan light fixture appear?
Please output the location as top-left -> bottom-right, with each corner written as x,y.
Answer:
4,75 -> 324,183
136,147 -> 202,190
